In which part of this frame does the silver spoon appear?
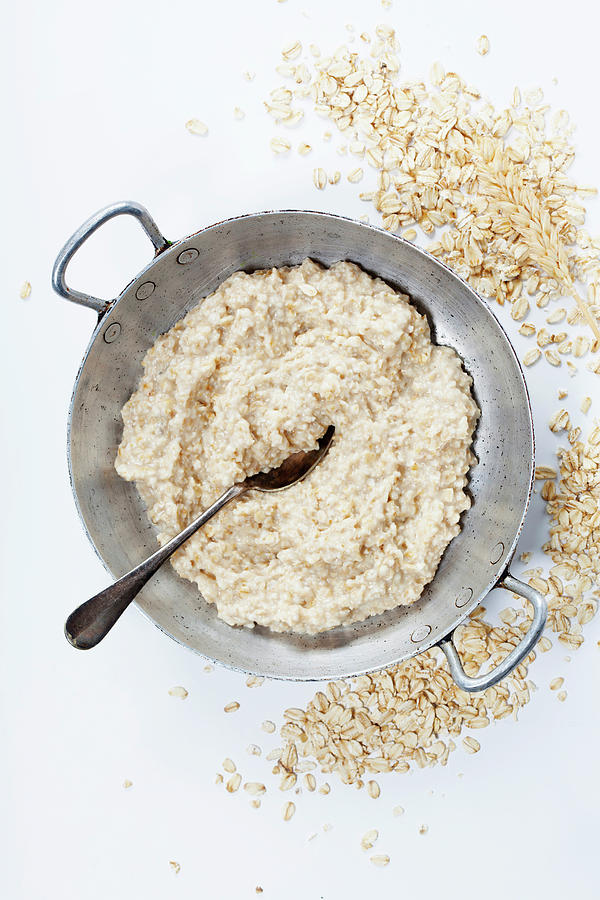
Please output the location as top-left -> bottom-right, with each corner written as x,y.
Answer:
65,425 -> 335,650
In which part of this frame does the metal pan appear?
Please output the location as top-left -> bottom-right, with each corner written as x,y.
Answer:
52,201 -> 546,691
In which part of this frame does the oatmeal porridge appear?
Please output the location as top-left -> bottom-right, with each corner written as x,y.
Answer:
115,259 -> 479,633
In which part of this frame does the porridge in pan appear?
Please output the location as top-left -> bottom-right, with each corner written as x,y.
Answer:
115,259 -> 479,634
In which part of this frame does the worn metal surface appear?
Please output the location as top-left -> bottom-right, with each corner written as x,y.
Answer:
56,203 -> 544,684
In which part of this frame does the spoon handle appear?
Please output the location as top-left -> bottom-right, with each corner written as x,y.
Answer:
65,483 -> 246,650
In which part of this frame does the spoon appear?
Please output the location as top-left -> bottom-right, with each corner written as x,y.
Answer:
65,425 -> 335,650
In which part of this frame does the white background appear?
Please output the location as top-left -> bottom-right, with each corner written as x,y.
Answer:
2,1 -> 600,897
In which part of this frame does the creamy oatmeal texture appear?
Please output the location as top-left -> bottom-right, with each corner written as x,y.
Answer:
115,260 -> 479,633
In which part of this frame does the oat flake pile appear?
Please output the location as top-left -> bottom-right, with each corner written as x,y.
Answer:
211,25 -> 600,830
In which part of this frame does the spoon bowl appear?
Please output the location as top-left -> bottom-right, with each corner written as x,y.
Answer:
245,425 -> 335,492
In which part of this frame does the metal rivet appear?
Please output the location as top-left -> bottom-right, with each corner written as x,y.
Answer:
103,322 -> 121,343
177,248 -> 199,265
411,624 -> 432,643
136,281 -> 155,300
490,541 -> 505,565
455,587 -> 473,609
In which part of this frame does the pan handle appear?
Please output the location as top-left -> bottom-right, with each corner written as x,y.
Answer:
439,572 -> 547,693
51,201 -> 170,315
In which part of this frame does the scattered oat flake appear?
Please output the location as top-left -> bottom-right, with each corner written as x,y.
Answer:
393,805 -> 405,816
224,701 -> 240,713
262,720 -> 276,733
322,823 -> 333,832
20,281 -> 31,299
347,167 -> 364,184
282,801 -> 296,821
245,782 -> 266,796
463,736 -> 480,754
169,861 -> 180,875
523,348 -> 541,367
243,71 -> 255,81
361,829 -> 379,850
246,675 -> 265,688
185,119 -> 208,136
525,87 -> 544,106
547,308 -> 566,324
370,854 -> 390,867
247,744 -> 262,757
298,142 -> 312,155
550,677 -> 564,691
233,107 -> 245,120
557,390 -> 568,400
535,465 -> 557,480
418,824 -> 429,835
367,780 -> 380,799
476,35 -> 490,56
203,665 -> 213,673
122,779 -> 133,789
303,773 -> 316,791
226,774 -> 242,793
581,396 -> 592,413
168,686 -> 188,699
313,167 -> 327,190
519,323 -> 536,337
319,783 -> 331,795
256,888 -> 263,895
223,758 -> 236,773
549,409 -> 570,433
282,40 -> 302,60
279,772 -> 297,791
557,690 -> 568,702
271,137 -> 291,154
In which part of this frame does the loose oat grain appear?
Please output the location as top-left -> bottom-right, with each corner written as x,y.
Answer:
283,801 -> 296,820
185,119 -> 208,136
226,774 -> 242,793
476,35 -> 490,56
168,686 -> 188,699
367,780 -> 381,799
463,736 -> 480,754
361,829 -> 379,850
313,167 -> 327,189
